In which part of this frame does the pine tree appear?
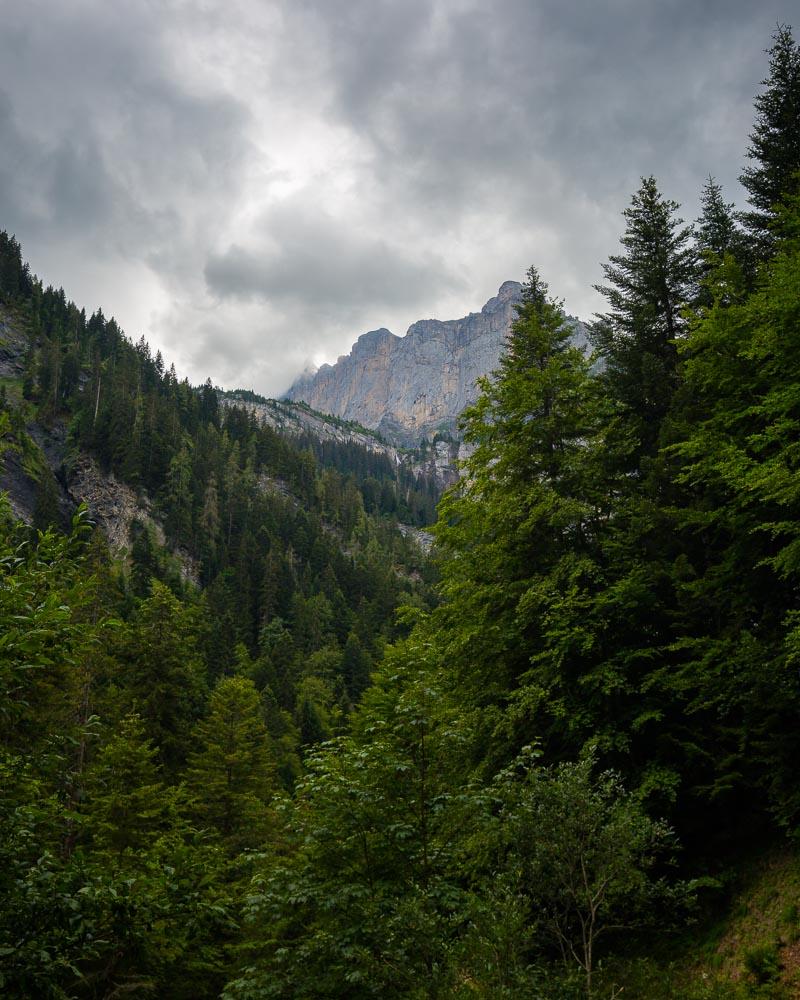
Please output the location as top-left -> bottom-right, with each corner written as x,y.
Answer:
433,267 -> 600,759
83,713 -> 183,855
592,176 -> 696,464
187,676 -> 274,849
740,24 -> 800,248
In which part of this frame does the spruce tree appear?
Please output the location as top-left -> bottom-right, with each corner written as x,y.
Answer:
187,676 -> 274,849
83,713 -> 183,855
115,581 -> 208,770
696,176 -> 738,261
694,176 -> 752,305
433,266 -> 599,759
592,176 -> 696,464
669,193 -> 800,834
740,24 -> 800,248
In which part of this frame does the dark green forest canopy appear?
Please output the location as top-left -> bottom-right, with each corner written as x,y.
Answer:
2,23 -> 800,1000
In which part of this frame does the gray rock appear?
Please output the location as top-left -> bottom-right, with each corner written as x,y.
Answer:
286,282 -> 588,447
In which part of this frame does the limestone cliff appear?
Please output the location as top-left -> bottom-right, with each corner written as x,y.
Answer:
286,282 -> 588,446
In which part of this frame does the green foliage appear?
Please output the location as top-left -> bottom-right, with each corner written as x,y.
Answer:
0,506 -> 234,999
112,580 -> 209,771
187,676 -> 275,850
485,751 -> 684,997
668,199 -> 800,833
432,266 -> 600,763
592,175 -> 696,463
740,25 -> 800,248
227,641 -> 475,998
743,942 -> 781,987
0,231 -> 32,301
82,712 -> 186,854
0,503 -> 96,744
3,25 -> 800,999
0,748 -> 101,999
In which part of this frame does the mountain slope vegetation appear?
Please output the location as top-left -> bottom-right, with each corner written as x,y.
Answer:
1,23 -> 800,1000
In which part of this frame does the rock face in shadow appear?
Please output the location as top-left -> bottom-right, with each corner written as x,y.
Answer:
287,282 -> 588,446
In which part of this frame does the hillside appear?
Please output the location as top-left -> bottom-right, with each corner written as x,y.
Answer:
0,254 -> 438,779
2,22 -> 800,999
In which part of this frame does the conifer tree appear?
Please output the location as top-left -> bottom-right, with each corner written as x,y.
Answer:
740,24 -> 800,248
163,441 -> 194,545
433,267 -> 599,755
696,176 -> 738,261
694,176 -> 751,305
115,581 -> 207,770
668,193 -> 800,833
592,176 -> 696,464
341,631 -> 372,701
228,641 -> 471,999
83,713 -> 184,855
187,676 -> 274,849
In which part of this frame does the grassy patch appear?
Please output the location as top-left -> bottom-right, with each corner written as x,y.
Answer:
591,847 -> 800,999
0,375 -> 23,404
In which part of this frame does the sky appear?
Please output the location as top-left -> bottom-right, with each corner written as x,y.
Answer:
0,0 -> 793,396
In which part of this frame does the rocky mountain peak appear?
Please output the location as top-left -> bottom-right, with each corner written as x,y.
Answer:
483,279 -> 523,313
286,282 -> 587,447
353,327 -> 399,357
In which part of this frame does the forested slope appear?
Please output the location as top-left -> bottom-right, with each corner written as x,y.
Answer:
1,23 -> 800,1000
0,219 -> 438,996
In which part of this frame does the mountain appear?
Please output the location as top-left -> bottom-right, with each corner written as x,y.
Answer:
286,281 -> 589,446
220,392 -> 462,494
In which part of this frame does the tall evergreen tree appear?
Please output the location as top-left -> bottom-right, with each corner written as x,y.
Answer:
694,177 -> 752,308
187,676 -> 274,850
696,176 -> 738,261
433,267 -> 600,762
83,713 -> 184,855
740,24 -> 800,248
667,193 -> 800,834
592,176 -> 696,464
115,581 -> 208,770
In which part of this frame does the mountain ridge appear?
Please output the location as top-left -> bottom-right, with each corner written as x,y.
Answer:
286,280 -> 588,446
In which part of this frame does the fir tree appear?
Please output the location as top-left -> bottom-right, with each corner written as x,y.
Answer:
115,581 -> 208,770
740,24 -> 800,248
83,713 -> 184,855
696,175 -> 738,261
592,176 -> 696,464
433,266 -> 599,759
187,676 -> 274,849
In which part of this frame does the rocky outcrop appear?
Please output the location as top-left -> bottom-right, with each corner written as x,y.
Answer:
0,312 -> 27,379
222,395 -> 465,491
223,396 -> 396,458
286,282 -> 589,447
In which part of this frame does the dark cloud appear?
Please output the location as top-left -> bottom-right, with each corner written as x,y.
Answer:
205,199 -> 464,312
0,0 -> 794,396
290,0 -> 774,208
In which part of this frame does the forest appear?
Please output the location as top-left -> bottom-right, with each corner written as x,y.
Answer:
1,22 -> 800,1000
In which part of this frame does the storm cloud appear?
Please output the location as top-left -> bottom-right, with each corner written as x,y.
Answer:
0,0 -> 792,395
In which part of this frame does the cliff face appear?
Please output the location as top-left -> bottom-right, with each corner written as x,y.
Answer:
287,281 -> 523,445
287,282 -> 588,446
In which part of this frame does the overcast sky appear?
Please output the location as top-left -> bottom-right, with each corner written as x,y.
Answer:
0,1 -> 793,395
